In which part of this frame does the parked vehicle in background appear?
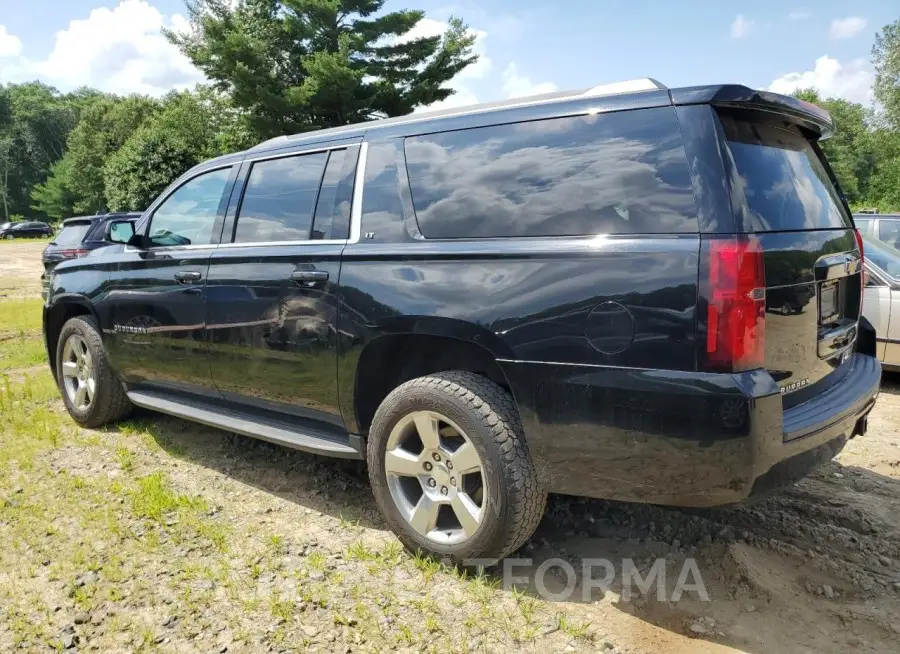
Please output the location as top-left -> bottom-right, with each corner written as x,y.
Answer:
41,213 -> 142,299
862,234 -> 900,372
43,80 -> 881,562
1,220 -> 53,239
854,214 -> 900,250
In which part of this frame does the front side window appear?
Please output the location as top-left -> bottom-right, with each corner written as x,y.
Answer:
149,167 -> 232,247
234,152 -> 328,243
404,108 -> 697,238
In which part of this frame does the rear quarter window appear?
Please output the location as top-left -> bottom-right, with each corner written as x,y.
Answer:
719,114 -> 852,232
403,107 -> 697,239
54,223 -> 93,246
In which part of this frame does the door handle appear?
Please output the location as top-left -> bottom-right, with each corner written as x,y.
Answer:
174,271 -> 202,284
290,270 -> 329,284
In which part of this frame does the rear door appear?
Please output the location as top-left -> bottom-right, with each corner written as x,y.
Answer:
716,111 -> 862,403
205,144 -> 359,427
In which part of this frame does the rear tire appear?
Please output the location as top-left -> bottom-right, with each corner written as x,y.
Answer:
367,371 -> 546,563
56,315 -> 132,428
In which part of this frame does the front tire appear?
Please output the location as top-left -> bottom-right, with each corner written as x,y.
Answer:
367,371 -> 546,563
56,315 -> 132,428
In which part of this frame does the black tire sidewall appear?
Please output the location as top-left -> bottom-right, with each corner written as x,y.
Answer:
368,380 -> 515,563
55,317 -> 110,425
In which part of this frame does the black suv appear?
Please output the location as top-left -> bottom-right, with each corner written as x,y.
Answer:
1,220 -> 53,239
43,80 -> 881,562
41,213 -> 142,298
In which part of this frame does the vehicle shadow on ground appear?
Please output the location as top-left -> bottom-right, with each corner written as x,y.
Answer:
133,393 -> 900,653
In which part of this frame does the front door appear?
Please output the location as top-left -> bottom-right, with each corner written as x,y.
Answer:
205,145 -> 358,427
99,164 -> 237,396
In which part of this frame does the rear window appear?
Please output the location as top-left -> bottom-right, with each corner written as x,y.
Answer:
863,236 -> 900,278
404,107 -> 697,239
54,223 -> 92,246
719,114 -> 852,232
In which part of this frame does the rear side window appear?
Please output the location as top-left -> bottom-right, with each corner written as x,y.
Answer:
719,114 -> 852,232
404,107 -> 697,238
235,152 -> 327,243
311,149 -> 350,240
54,223 -> 92,246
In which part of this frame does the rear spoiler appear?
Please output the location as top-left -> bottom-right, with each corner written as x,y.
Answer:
669,85 -> 834,139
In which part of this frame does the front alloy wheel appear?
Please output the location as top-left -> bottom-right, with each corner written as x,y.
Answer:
55,315 -> 132,428
384,410 -> 486,545
61,334 -> 96,411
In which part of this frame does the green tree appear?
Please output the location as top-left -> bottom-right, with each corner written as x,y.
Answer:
166,0 -> 478,137
873,18 -> 900,128
60,95 -> 160,214
31,157 -> 78,221
0,82 -> 80,220
102,89 -> 251,211
793,88 -> 876,203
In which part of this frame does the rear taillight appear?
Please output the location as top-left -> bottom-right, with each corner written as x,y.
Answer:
58,248 -> 88,258
854,228 -> 865,312
704,236 -> 766,372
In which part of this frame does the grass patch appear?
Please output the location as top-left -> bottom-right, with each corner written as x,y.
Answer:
0,333 -> 46,371
0,297 -> 43,334
130,472 -> 208,521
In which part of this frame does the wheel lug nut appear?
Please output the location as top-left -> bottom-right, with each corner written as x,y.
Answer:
432,452 -> 441,462
427,478 -> 436,488
446,461 -> 453,470
423,462 -> 432,471
440,486 -> 448,495
450,477 -> 456,486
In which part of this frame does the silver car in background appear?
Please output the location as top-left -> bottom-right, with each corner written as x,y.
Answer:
862,234 -> 900,371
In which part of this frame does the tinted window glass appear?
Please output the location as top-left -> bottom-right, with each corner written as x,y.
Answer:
854,217 -> 873,236
877,218 -> 900,249
719,114 -> 852,232
150,167 -> 231,246
360,141 -> 409,243
54,223 -> 92,246
311,149 -> 348,240
235,153 -> 327,243
404,108 -> 697,239
863,236 -> 900,278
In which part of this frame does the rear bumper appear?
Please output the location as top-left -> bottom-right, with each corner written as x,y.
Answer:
500,352 -> 880,507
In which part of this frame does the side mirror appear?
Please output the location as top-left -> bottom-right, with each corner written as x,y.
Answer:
107,220 -> 136,244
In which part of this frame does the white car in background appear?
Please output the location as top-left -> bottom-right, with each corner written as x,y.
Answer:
862,234 -> 900,371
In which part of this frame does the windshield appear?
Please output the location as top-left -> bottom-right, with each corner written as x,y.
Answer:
719,113 -> 853,232
53,222 -> 92,247
863,235 -> 900,279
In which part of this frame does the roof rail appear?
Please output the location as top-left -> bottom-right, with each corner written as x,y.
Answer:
582,78 -> 667,98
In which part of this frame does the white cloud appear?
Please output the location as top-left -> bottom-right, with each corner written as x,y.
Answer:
0,25 -> 22,58
768,55 -> 874,104
829,17 -> 867,39
501,63 -> 557,99
730,15 -> 754,39
0,1 -> 203,96
788,10 -> 811,20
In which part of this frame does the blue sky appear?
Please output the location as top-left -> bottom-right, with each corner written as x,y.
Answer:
0,0 -> 896,106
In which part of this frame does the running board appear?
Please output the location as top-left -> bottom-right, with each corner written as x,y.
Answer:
127,390 -> 362,459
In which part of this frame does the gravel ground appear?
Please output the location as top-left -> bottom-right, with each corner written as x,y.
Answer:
1,240 -> 898,653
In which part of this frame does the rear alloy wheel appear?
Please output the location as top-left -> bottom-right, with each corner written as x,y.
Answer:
384,410 -> 487,545
368,371 -> 546,563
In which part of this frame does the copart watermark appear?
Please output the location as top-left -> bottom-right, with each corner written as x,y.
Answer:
459,557 -> 710,603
